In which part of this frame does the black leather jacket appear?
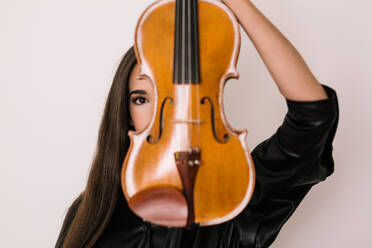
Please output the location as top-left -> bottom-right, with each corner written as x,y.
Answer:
62,84 -> 339,248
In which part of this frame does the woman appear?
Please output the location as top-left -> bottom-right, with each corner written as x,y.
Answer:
56,0 -> 339,247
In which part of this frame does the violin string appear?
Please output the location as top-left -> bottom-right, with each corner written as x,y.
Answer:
187,0 -> 193,149
195,0 -> 200,150
182,0 -> 186,154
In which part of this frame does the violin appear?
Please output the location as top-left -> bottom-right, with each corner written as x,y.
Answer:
121,0 -> 255,227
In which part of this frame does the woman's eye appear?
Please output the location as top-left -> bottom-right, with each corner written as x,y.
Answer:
132,96 -> 149,105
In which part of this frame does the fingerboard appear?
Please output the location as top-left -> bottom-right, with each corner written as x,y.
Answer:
173,0 -> 201,84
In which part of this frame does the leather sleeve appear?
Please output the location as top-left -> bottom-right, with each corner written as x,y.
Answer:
233,84 -> 339,248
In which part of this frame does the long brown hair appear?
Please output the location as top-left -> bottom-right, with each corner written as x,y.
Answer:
56,46 -> 137,248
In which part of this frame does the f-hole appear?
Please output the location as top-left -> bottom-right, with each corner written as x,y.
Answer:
147,96 -> 174,144
201,97 -> 229,144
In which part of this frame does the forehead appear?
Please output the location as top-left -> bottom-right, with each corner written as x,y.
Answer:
129,64 -> 153,92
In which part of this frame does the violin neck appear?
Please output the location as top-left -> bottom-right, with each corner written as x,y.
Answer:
173,0 -> 201,84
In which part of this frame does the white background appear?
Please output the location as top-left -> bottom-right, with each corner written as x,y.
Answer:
1,0 -> 371,247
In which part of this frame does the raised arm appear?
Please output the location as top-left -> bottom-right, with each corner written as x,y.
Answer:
222,0 -> 328,101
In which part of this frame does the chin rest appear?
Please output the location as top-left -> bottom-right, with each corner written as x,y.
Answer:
128,186 -> 188,227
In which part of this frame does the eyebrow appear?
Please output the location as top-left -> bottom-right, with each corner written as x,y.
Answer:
129,89 -> 148,96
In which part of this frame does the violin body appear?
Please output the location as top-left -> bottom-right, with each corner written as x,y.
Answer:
121,0 -> 255,227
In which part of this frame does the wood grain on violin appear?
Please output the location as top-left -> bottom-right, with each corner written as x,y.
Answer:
121,0 -> 255,227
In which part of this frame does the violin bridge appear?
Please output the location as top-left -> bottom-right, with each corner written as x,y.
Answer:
172,119 -> 203,125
